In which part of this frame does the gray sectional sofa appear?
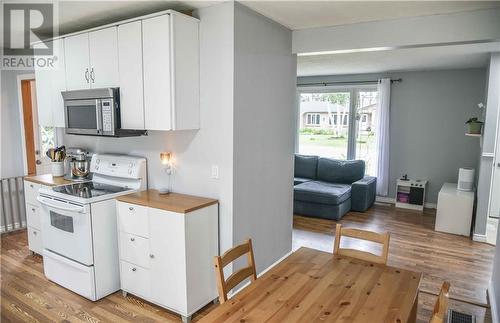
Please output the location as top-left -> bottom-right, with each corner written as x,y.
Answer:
294,154 -> 376,220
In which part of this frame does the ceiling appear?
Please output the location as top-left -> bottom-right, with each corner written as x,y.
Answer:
240,1 -> 500,30
49,1 -> 500,36
297,42 -> 500,76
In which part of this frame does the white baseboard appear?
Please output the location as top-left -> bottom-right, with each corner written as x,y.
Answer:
473,233 -> 487,242
489,280 -> 499,323
375,196 -> 436,209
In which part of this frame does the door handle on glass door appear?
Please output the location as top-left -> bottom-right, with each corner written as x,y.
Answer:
90,68 -> 95,83
85,68 -> 89,83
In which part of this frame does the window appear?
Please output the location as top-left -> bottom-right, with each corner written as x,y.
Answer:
298,87 -> 379,175
305,113 -> 320,125
40,126 -> 56,156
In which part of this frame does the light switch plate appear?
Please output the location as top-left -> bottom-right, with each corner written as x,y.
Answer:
211,165 -> 219,179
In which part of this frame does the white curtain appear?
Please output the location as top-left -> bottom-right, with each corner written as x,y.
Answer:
375,78 -> 391,196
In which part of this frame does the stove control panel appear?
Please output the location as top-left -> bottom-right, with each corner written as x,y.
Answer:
90,154 -> 147,181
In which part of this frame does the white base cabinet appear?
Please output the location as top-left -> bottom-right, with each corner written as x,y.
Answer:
24,181 -> 44,255
117,201 -> 218,321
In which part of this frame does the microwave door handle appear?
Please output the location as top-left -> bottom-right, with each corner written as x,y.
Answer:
37,196 -> 86,213
96,99 -> 103,133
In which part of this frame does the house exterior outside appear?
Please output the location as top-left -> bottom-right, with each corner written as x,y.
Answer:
299,101 -> 375,134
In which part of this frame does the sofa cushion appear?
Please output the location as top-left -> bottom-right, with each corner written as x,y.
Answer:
294,181 -> 351,205
317,158 -> 365,184
294,154 -> 318,180
294,177 -> 312,185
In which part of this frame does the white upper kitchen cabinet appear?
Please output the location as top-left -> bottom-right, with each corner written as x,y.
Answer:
89,27 -> 120,88
142,13 -> 200,131
34,38 -> 67,127
64,33 -> 91,90
118,21 -> 145,130
64,27 -> 119,90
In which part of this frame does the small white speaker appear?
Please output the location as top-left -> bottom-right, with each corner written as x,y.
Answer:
458,168 -> 475,191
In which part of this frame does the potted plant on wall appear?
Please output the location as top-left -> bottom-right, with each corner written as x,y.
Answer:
465,117 -> 484,135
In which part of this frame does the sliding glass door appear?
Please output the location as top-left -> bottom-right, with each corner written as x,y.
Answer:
297,86 -> 379,175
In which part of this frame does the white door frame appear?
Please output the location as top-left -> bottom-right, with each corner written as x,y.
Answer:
16,73 -> 36,176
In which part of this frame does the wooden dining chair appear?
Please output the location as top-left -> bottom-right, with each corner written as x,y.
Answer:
430,282 -> 451,323
333,224 -> 390,265
213,238 -> 257,304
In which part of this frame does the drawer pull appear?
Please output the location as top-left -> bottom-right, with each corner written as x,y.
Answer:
30,184 -> 34,188
149,254 -> 154,259
33,231 -> 37,235
129,207 -> 134,211
132,268 -> 137,272
31,208 -> 35,212
130,237 -> 135,242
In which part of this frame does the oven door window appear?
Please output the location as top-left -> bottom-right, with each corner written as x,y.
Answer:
50,211 -> 74,233
66,105 -> 98,129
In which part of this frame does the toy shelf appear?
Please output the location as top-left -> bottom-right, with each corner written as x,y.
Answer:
395,179 -> 428,212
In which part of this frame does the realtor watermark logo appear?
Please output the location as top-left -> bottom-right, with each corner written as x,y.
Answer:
2,2 -> 58,70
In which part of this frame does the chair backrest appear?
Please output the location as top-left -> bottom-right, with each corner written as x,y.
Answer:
213,238 -> 257,304
430,282 -> 451,323
333,224 -> 390,265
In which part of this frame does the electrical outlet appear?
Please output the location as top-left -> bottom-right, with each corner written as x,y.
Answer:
211,165 -> 219,179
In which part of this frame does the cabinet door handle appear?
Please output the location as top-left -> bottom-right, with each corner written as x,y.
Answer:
129,207 -> 134,211
132,267 -> 137,272
90,68 -> 95,83
149,254 -> 154,259
85,68 -> 89,82
33,231 -> 37,235
31,208 -> 35,212
30,184 -> 34,188
130,237 -> 135,242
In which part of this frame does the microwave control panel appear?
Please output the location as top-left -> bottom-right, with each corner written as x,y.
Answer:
101,100 -> 113,132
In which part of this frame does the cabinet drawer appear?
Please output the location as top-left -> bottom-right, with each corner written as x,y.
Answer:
24,181 -> 41,205
117,202 -> 149,237
27,226 -> 43,255
120,261 -> 150,299
119,232 -> 150,268
26,204 -> 41,229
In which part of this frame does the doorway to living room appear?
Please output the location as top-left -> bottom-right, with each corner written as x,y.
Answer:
297,85 -> 379,175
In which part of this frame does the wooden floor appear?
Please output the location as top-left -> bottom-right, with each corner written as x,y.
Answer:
1,204 -> 495,322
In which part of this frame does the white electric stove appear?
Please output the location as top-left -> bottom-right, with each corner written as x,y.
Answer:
37,154 -> 147,301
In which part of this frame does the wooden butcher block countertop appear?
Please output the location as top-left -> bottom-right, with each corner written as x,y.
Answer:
24,174 -> 74,187
116,189 -> 218,214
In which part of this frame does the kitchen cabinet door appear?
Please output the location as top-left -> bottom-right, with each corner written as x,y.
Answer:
51,38 -> 67,127
149,208 -> 187,312
142,14 -> 172,131
118,21 -> 145,130
34,55 -> 53,126
34,39 -> 67,127
89,27 -> 119,88
64,33 -> 90,90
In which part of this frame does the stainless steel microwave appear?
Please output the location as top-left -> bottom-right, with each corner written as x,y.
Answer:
61,88 -> 146,137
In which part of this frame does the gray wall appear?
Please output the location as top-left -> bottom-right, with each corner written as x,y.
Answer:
233,2 -> 296,272
475,53 -> 500,236
1,70 -> 34,178
298,68 -> 486,204
63,2 -> 237,253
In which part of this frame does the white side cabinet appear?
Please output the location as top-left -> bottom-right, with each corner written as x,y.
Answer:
435,183 -> 475,236
116,193 -> 218,322
34,38 -> 67,127
142,13 -> 200,131
24,180 -> 44,255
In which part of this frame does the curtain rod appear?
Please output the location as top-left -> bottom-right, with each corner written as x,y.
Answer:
297,78 -> 402,87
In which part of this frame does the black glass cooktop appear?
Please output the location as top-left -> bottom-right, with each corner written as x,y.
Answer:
53,182 -> 130,199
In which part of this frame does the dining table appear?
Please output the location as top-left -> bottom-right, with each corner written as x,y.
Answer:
199,247 -> 422,323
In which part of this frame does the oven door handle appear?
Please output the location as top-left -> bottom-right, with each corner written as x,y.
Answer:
37,196 -> 86,213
